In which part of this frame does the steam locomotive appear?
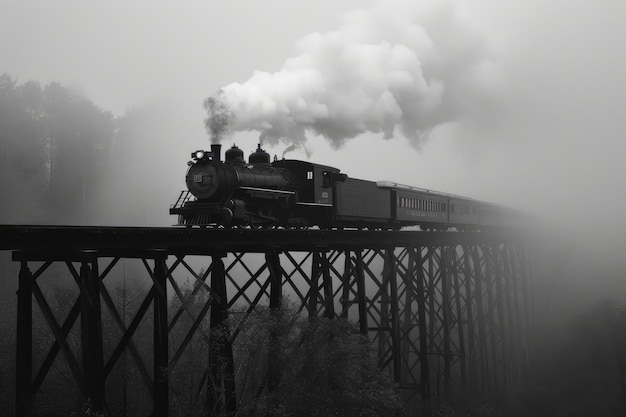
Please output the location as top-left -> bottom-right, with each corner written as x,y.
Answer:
170,144 -> 519,230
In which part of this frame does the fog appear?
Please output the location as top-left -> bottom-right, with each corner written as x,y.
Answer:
0,0 -> 623,297
1,1 -> 626,413
0,0 -> 623,303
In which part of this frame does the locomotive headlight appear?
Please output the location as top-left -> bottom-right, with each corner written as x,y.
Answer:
190,150 -> 206,160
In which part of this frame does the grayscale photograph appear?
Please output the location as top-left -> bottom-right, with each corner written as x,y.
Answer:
0,1 -> 625,416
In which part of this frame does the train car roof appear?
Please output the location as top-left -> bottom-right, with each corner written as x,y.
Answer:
272,159 -> 341,173
376,181 -> 471,200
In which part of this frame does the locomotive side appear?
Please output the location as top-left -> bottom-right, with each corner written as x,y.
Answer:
170,144 -> 518,230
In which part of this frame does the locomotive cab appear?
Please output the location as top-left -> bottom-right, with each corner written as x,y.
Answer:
271,159 -> 344,205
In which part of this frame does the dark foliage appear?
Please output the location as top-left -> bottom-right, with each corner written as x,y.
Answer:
230,304 -> 403,417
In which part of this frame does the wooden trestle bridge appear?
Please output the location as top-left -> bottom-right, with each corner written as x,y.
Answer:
0,225 -> 532,417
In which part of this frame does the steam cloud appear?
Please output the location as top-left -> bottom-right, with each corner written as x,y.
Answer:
204,0 -> 495,149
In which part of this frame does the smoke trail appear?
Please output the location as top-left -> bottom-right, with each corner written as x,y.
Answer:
203,93 -> 234,143
282,143 -> 298,159
204,0 -> 495,149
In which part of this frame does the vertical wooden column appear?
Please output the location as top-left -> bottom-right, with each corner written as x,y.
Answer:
426,247 -> 437,366
207,255 -> 236,416
379,251 -> 390,364
415,248 -> 430,399
266,252 -> 282,403
340,251 -> 351,319
267,251 -> 282,311
441,246 -> 452,395
16,261 -> 33,417
320,251 -> 335,319
462,246 -> 476,390
385,248 -> 402,382
153,255 -> 169,417
355,250 -> 368,336
518,245 -> 533,378
492,244 -> 510,391
483,245 -> 499,393
471,245 -> 488,393
403,249 -> 416,385
507,244 -> 523,382
309,252 -> 321,317
79,257 -> 104,411
450,247 -> 467,386
501,244 -> 519,386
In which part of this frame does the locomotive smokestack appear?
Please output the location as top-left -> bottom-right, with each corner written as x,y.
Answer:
211,144 -> 222,162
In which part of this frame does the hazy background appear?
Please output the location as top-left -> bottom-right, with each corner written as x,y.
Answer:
1,1 -> 626,413
2,0 -> 625,305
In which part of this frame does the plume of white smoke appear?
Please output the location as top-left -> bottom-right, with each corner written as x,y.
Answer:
204,0 -> 496,149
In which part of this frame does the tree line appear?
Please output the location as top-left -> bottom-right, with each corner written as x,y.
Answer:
0,73 -> 117,223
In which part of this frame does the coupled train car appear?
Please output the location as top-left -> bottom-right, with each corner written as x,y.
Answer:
170,144 -> 519,230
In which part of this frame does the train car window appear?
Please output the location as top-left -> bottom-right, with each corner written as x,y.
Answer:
443,203 -> 446,212
307,171 -> 313,180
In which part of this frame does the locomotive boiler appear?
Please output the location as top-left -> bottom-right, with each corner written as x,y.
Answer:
170,143 -> 520,230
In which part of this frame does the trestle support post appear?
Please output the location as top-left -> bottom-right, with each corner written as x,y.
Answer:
16,261 -> 33,417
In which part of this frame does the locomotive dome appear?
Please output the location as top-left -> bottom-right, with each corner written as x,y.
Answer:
249,144 -> 271,164
225,144 -> 244,163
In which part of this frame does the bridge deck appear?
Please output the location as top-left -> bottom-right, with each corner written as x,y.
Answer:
0,225 -> 520,254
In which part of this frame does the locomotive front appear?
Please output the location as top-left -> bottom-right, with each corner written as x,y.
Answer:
185,144 -> 237,201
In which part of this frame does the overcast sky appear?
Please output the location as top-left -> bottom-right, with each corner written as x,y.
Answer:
2,1 -> 626,265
